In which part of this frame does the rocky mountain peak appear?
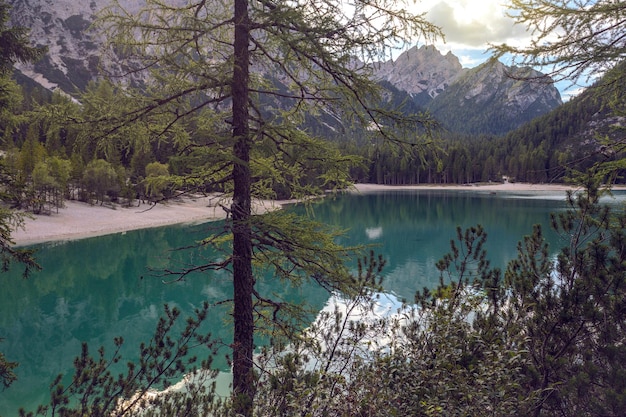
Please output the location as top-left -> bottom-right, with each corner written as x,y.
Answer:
8,0 -> 108,92
8,0 -> 563,136
373,45 -> 466,100
458,59 -> 561,113
426,58 -> 563,135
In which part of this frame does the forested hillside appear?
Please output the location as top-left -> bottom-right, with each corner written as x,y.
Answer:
0,1 -> 623,208
1,62 -> 624,218
349,62 -> 626,186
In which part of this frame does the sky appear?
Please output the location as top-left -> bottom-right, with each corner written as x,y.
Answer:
405,0 -> 583,100
410,0 -> 528,68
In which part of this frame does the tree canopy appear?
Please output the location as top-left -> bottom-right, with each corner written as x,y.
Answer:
0,1 -> 45,74
0,0 -> 43,276
82,0 -> 444,415
492,0 -> 626,84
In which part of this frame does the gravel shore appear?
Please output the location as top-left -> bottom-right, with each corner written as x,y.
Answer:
11,183 -> 592,246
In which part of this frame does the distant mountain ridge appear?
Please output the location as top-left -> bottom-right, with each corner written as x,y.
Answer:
372,47 -> 563,135
8,0 -> 104,93
8,0 -> 562,136
504,63 -> 626,167
425,58 -> 563,135
372,45 -> 466,106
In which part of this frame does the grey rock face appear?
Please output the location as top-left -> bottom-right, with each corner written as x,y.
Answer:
373,45 -> 466,99
9,0 -> 562,134
8,0 -> 106,91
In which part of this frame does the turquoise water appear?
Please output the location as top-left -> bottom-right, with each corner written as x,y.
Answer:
1,189 -> 622,415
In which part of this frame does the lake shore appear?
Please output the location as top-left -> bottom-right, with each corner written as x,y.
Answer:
10,182 -> 614,246
11,195 -> 287,247
350,182 -> 584,193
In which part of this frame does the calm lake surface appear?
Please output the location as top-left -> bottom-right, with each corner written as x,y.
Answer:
2,189 -> 624,415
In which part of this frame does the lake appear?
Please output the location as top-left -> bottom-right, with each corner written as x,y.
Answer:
1,188 -> 621,415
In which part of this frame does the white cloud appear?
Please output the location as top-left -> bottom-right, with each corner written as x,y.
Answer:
409,0 -> 530,60
560,87 -> 584,102
395,0 -> 586,95
457,53 -> 484,67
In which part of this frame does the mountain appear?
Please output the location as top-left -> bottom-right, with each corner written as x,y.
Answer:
372,45 -> 466,107
6,0 -> 183,93
502,63 -> 626,170
8,0 -> 562,136
426,59 -> 563,135
7,0 -> 106,94
373,48 -> 563,135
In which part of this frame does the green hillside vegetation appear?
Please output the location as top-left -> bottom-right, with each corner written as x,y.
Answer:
0,73 -> 436,213
0,77 -> 354,210
1,63 -> 624,214
345,62 -> 626,186
0,59 -> 624,215
426,59 -> 563,136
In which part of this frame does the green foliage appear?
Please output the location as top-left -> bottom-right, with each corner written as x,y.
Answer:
82,159 -> 121,205
143,161 -> 171,202
0,159 -> 39,278
0,1 -> 45,74
503,180 -> 626,416
0,346 -> 17,390
19,304 -> 221,417
18,124 -> 46,178
27,156 -> 71,213
0,75 -> 25,143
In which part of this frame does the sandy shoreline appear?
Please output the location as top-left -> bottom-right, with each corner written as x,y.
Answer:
11,195 -> 286,247
9,183 -> 600,246
350,182 -> 583,193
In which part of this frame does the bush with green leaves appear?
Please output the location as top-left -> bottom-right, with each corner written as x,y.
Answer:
18,303 -> 222,417
18,178 -> 626,416
254,180 -> 626,417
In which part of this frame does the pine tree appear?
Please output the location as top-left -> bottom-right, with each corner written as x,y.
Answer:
25,0 -> 445,414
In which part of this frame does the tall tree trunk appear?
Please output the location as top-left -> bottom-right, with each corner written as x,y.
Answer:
232,0 -> 254,415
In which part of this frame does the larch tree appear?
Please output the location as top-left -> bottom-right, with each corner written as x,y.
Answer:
0,0 -> 43,397
492,0 -> 626,180
492,0 -> 626,84
89,0 -> 443,415
0,0 -> 43,276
